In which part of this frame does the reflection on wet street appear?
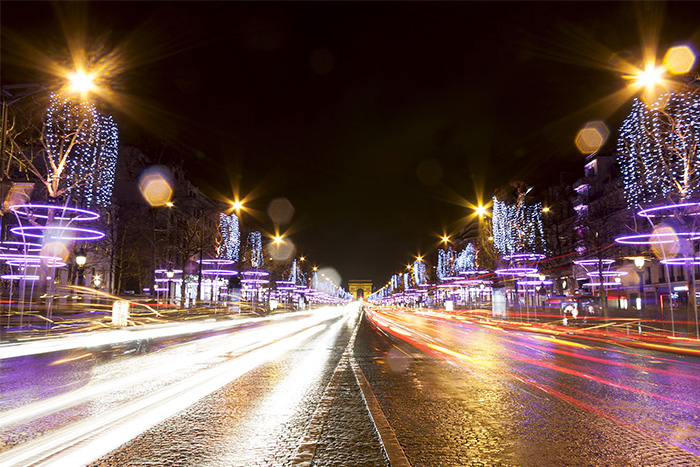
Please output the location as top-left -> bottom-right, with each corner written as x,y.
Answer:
2,303 -> 700,466
361,304 -> 700,466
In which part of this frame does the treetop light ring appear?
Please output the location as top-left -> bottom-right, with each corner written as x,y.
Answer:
615,232 -> 700,245
1,274 -> 40,281
583,282 -> 621,287
155,269 -> 184,274
574,259 -> 614,266
0,241 -> 42,252
0,253 -> 64,263
660,257 -> 700,265
495,267 -> 538,276
587,270 -> 629,277
516,280 -> 554,286
198,259 -> 235,265
242,270 -> 269,277
502,253 -> 545,261
9,204 -> 100,221
637,202 -> 700,218
6,260 -> 66,268
201,269 -> 239,275
10,226 -> 105,241
460,270 -> 490,276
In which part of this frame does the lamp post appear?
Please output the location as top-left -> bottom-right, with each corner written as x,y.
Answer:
614,276 -> 622,310
634,256 -> 645,312
166,268 -> 175,305
75,248 -> 87,287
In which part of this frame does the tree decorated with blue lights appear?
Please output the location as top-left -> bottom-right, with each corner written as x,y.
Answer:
618,92 -> 700,208
413,259 -> 427,286
244,231 -> 263,269
456,243 -> 477,273
437,246 -> 457,281
492,183 -> 546,256
218,212 -> 240,261
10,93 -> 119,205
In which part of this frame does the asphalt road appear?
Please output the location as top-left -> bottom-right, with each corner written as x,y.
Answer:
1,303 -> 700,466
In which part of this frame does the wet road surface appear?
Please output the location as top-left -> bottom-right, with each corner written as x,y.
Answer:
2,303 -> 700,466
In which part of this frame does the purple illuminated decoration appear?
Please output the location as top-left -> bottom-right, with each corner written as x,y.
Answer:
637,202 -> 700,218
155,269 -> 183,274
1,274 -> 41,281
0,241 -> 42,252
495,267 -> 538,276
5,259 -> 66,268
615,232 -> 700,245
242,278 -> 269,285
516,280 -> 554,286
9,204 -> 100,221
502,253 -> 545,262
573,259 -> 615,267
242,270 -> 270,277
661,257 -> 700,265
202,269 -> 239,275
583,282 -> 621,287
459,270 -> 490,276
586,270 -> 628,277
10,226 -> 105,241
198,259 -> 235,266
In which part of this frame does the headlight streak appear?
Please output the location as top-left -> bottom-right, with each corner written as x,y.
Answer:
0,312 -> 318,360
0,305 -> 356,467
363,304 -> 700,456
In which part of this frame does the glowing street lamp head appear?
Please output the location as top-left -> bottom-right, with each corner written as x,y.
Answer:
634,63 -> 665,89
273,235 -> 283,245
441,235 -> 450,244
232,200 -> 244,211
67,69 -> 96,98
475,205 -> 488,218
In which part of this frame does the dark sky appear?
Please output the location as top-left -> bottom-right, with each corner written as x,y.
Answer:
3,1 -> 700,288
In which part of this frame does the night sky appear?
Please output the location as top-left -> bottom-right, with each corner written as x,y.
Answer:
3,1 -> 700,288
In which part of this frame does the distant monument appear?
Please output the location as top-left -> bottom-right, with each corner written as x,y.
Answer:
348,280 -> 373,300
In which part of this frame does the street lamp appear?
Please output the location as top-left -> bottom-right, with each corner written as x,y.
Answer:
166,268 -> 175,305
633,256 -> 645,311
75,248 -> 87,287
614,276 -> 622,310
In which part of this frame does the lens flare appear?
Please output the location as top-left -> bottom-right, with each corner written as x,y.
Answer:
575,120 -> 609,154
664,45 -> 696,75
138,165 -> 173,207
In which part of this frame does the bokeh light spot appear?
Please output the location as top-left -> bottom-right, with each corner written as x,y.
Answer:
575,121 -> 609,154
664,45 -> 696,75
267,197 -> 295,224
650,226 -> 680,259
41,240 -> 70,263
267,238 -> 296,261
138,165 -> 174,207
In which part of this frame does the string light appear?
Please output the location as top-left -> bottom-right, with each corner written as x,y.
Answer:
492,196 -> 546,256
218,212 -> 240,261
245,231 -> 263,269
44,93 -> 118,207
617,92 -> 700,208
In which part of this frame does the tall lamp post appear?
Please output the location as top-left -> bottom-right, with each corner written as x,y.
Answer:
634,256 -> 645,312
614,276 -> 622,310
166,268 -> 175,305
75,248 -> 87,287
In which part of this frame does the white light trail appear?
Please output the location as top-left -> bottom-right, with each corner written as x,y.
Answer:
0,305 -> 356,467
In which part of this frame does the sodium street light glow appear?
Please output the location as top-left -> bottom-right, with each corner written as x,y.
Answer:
67,69 -> 96,96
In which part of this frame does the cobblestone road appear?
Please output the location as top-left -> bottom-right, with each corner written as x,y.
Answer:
3,304 -> 700,466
